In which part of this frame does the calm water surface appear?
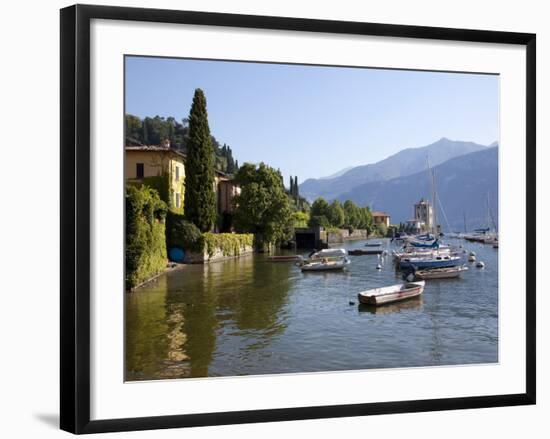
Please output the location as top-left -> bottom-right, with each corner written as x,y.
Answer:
125,238 -> 498,380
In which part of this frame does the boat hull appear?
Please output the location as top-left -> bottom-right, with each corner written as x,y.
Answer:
399,256 -> 462,270
358,281 -> 425,306
414,266 -> 468,280
301,262 -> 347,272
349,249 -> 384,255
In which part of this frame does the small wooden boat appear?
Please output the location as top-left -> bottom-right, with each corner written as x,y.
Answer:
364,242 -> 382,247
414,265 -> 468,280
349,248 -> 384,255
357,281 -> 425,306
267,255 -> 301,262
301,257 -> 350,272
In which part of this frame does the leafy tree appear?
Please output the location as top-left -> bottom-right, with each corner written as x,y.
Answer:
343,200 -> 360,228
124,113 -> 238,174
308,197 -> 330,228
232,163 -> 293,247
327,200 -> 345,227
308,214 -> 330,228
357,206 -> 374,231
376,222 -> 388,237
310,197 -> 330,218
184,89 -> 217,232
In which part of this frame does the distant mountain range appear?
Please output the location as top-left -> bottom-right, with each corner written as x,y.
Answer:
299,138 -> 498,231
300,138 -> 490,202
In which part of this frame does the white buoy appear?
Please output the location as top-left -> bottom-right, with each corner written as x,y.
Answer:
468,255 -> 476,262
376,263 -> 382,270
476,261 -> 485,268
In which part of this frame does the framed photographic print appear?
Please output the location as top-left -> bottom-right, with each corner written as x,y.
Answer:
60,4 -> 536,434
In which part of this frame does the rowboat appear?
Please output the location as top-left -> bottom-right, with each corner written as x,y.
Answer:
267,255 -> 301,262
357,281 -> 425,306
301,257 -> 350,272
414,265 -> 468,280
364,242 -> 382,247
349,248 -> 384,255
399,255 -> 462,270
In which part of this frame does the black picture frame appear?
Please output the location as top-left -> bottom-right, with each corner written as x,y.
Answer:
60,4 -> 536,434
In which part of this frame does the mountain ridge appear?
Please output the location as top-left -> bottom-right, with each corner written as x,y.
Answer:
336,146 -> 498,231
299,138 -> 494,202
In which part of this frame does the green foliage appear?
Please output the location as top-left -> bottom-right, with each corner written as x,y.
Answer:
375,222 -> 388,237
124,113 -> 238,175
184,89 -> 217,232
308,215 -> 330,228
200,233 -> 254,258
292,211 -> 310,228
125,185 -> 167,290
310,198 -> 330,219
327,200 -> 345,228
165,211 -> 202,251
343,199 -> 361,228
232,162 -> 294,247
308,197 -> 373,231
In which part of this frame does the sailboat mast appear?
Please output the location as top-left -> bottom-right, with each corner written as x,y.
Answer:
426,156 -> 437,235
432,167 -> 437,235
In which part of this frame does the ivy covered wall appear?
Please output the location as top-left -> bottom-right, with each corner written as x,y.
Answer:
125,185 -> 168,290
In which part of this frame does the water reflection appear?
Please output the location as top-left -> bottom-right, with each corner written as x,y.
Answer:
126,238 -> 498,380
358,296 -> 423,315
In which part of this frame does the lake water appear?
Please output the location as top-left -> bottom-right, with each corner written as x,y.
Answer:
125,238 -> 498,381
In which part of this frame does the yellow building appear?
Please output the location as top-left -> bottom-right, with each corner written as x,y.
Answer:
125,143 -> 241,219
125,143 -> 185,212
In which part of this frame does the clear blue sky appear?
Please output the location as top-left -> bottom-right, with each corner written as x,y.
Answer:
125,56 -> 499,182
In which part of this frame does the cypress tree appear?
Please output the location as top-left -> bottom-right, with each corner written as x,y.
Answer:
294,176 -> 299,198
142,118 -> 149,145
289,175 -> 294,195
184,89 -> 217,232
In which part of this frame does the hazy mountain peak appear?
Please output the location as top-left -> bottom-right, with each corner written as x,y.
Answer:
299,138 -> 491,202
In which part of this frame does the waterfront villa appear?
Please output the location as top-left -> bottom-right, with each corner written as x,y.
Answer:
125,142 -> 240,217
372,211 -> 391,228
125,142 -> 186,212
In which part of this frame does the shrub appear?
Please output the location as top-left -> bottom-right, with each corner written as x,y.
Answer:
125,185 -> 167,290
166,211 -> 202,252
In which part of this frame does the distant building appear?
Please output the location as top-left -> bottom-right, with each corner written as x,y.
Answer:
405,219 -> 425,234
372,211 -> 390,228
125,142 -> 185,212
414,198 -> 433,229
215,170 -> 240,215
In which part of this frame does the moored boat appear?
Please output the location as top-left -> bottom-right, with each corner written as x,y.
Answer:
349,248 -> 384,255
414,265 -> 468,280
301,257 -> 350,272
357,281 -> 425,306
399,254 -> 462,270
364,242 -> 382,247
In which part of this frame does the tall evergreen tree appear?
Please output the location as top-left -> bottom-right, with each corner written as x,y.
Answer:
184,89 -> 217,232
289,175 -> 294,196
142,119 -> 149,145
294,176 -> 299,198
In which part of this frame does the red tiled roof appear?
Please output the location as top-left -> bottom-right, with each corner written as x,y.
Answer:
125,145 -> 186,158
372,211 -> 390,217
